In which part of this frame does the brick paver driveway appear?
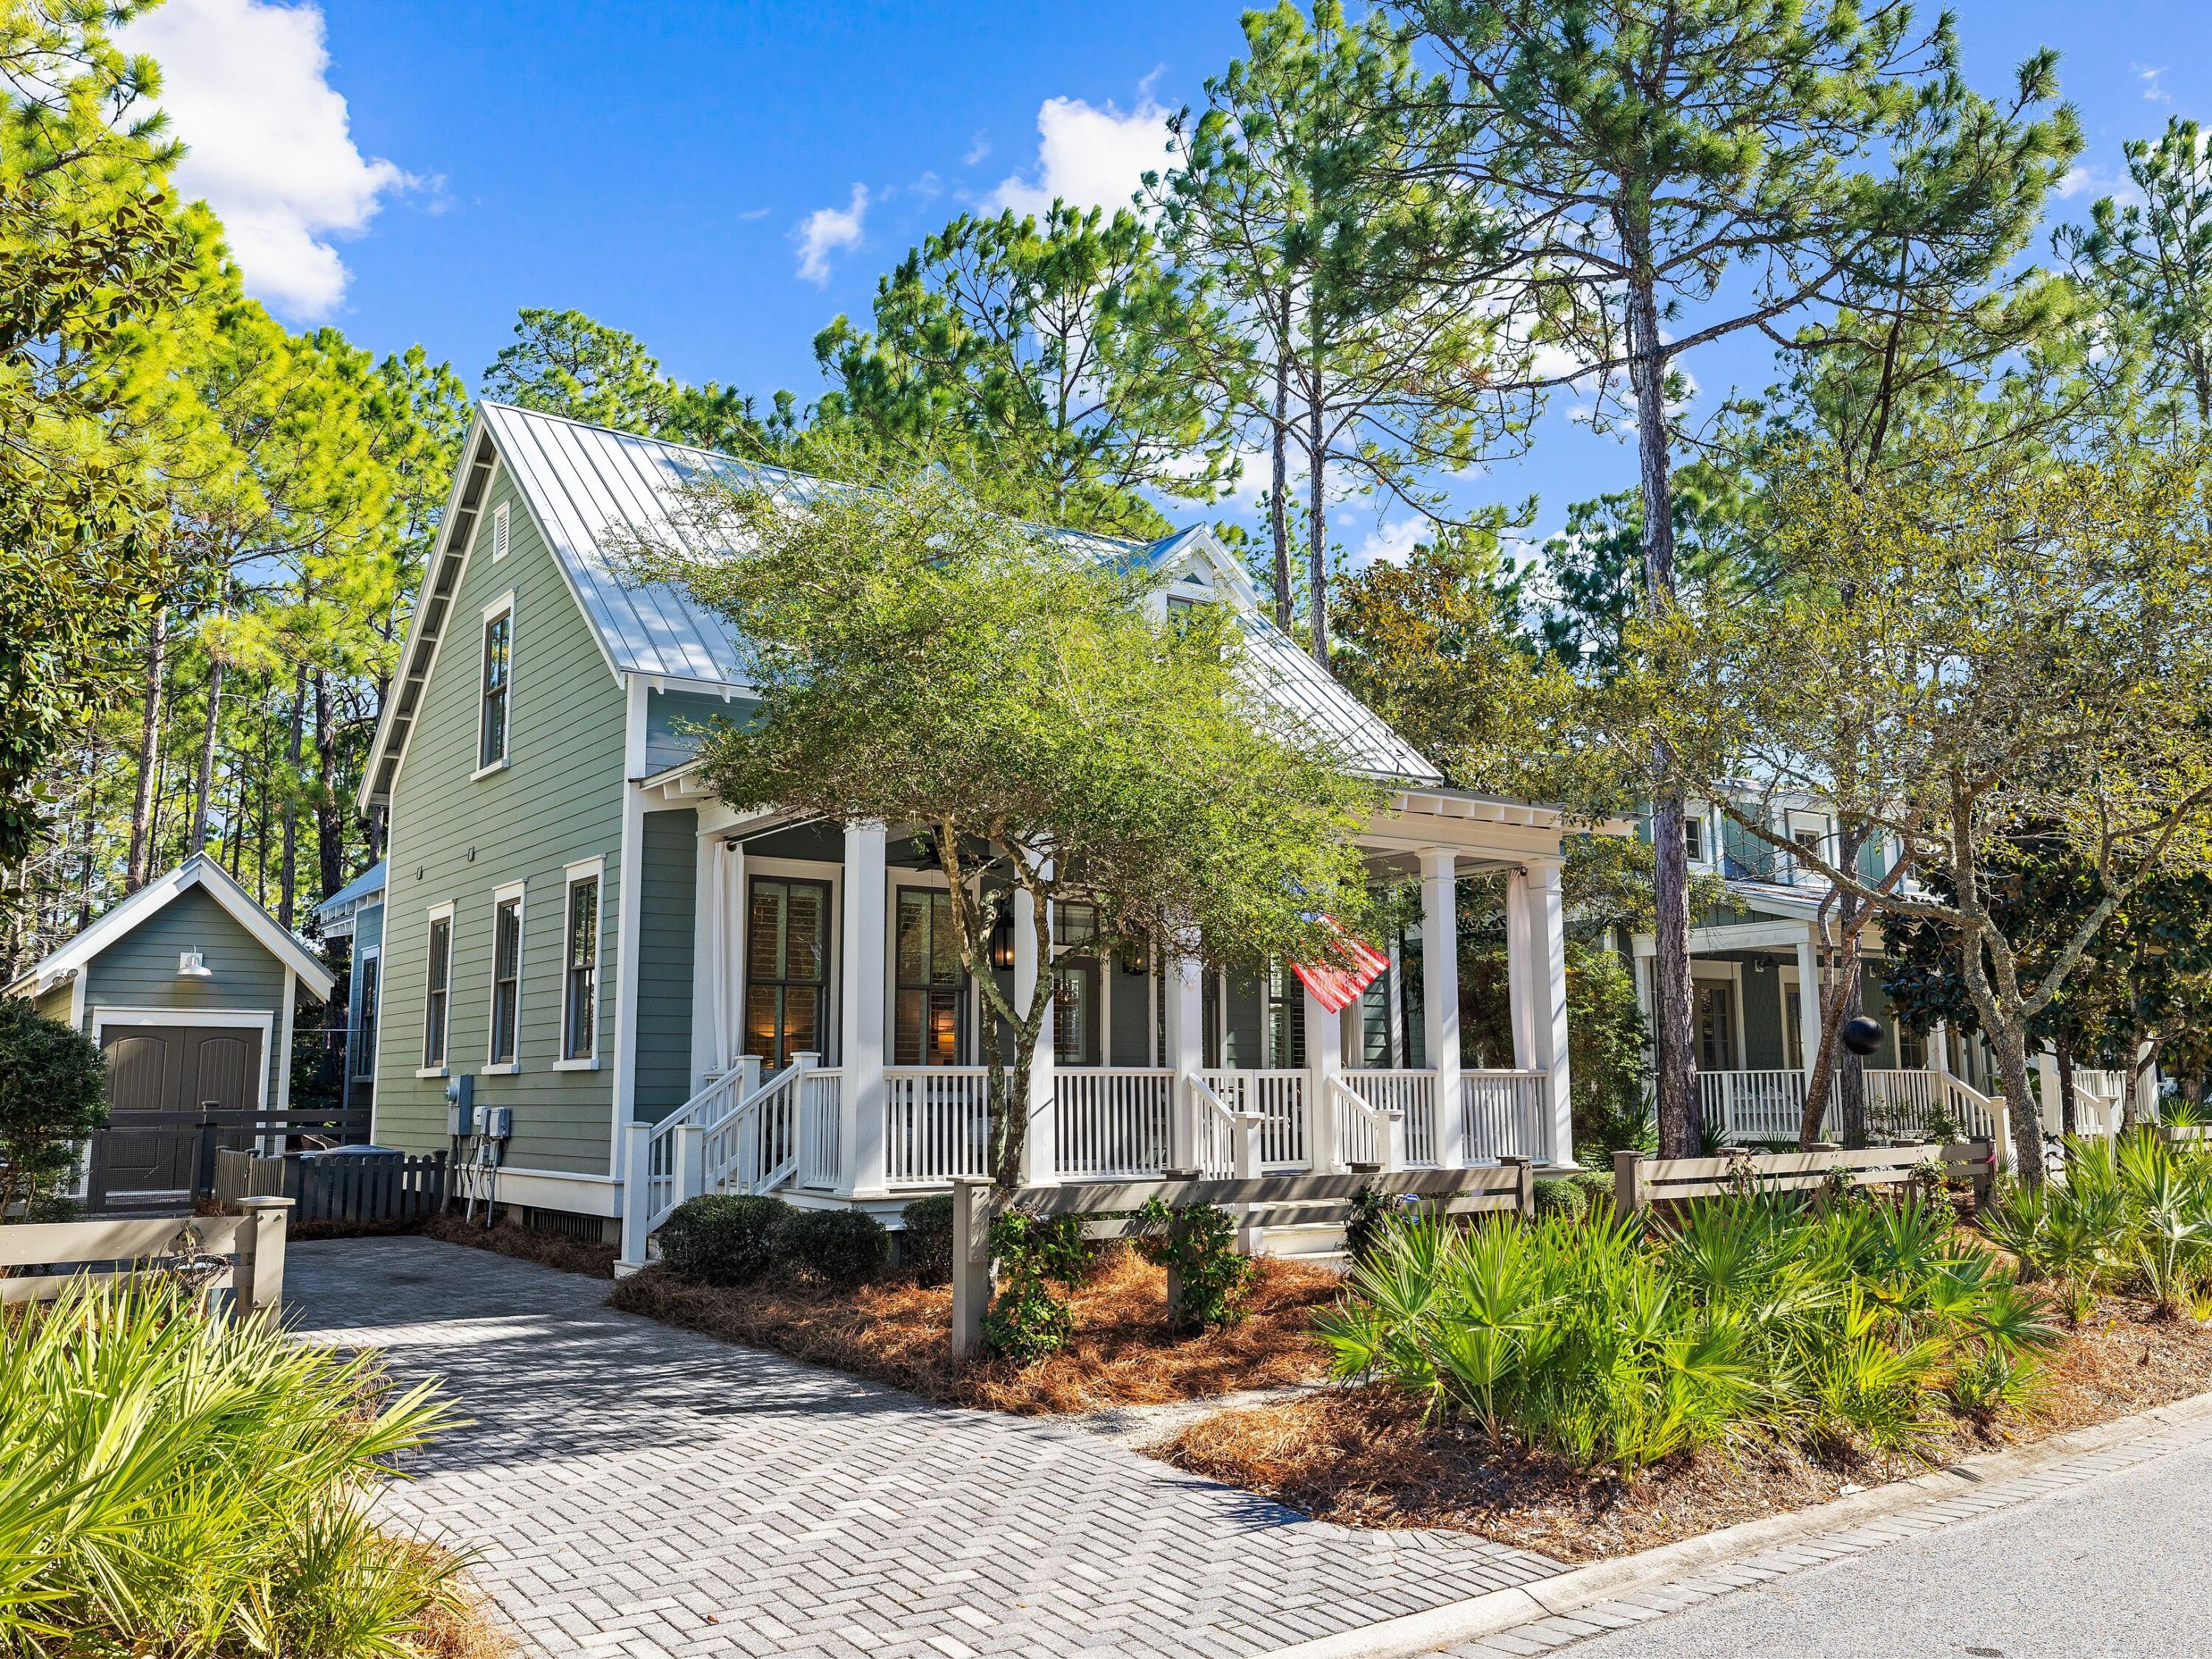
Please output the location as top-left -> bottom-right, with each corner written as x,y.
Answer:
290,1238 -> 1561,1659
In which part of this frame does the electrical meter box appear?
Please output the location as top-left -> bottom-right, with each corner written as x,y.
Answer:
479,1106 -> 513,1141
445,1074 -> 476,1137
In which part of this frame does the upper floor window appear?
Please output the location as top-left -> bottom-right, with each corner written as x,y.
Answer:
1683,815 -> 1707,863
489,888 -> 523,1066
479,604 -> 512,771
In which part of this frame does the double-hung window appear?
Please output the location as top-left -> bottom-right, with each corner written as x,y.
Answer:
488,886 -> 524,1068
894,888 -> 967,1065
562,866 -> 599,1062
1051,902 -> 1100,1067
745,876 -> 828,1068
478,600 -> 512,772
352,950 -> 380,1080
422,908 -> 453,1071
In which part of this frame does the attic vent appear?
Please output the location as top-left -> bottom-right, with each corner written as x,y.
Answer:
491,501 -> 510,562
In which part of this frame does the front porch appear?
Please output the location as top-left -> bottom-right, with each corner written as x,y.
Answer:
619,778 -> 1582,1260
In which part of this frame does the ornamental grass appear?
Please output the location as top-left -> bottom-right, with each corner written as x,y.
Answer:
0,1276 -> 487,1658
1315,1192 -> 2057,1474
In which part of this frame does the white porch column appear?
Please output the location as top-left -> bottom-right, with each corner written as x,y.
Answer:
1013,882 -> 1057,1185
1929,1018 -> 1951,1078
1795,926 -> 1826,1093
838,821 -> 888,1196
1519,857 -> 1573,1165
1305,978 -> 1345,1173
1166,952 -> 1205,1172
719,839 -> 745,1071
1420,849 -> 1464,1168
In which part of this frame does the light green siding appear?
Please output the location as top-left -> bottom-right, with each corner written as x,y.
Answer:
376,459 -> 629,1175
635,809 -> 697,1121
80,886 -> 292,1105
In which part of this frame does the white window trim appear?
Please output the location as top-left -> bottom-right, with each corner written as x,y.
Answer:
419,901 -> 456,1078
484,880 -> 526,1074
473,592 -> 516,780
557,857 -> 604,1069
490,499 -> 510,562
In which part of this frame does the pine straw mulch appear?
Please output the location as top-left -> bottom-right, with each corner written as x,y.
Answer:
417,1211 -> 619,1279
605,1245 -> 1340,1414
393,1539 -> 515,1659
1152,1292 -> 2212,1563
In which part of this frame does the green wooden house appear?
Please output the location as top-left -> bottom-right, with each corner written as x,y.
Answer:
358,403 -> 1593,1256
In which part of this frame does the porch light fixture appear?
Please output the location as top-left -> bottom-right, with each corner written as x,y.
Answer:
988,908 -> 1016,973
177,950 -> 212,978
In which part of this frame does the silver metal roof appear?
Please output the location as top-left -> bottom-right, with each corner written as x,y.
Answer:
476,402 -> 1441,784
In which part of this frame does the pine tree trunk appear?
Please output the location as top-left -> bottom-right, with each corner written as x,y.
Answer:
313,669 -> 343,902
1305,365 -> 1329,667
126,606 -> 169,892
280,664 -> 305,928
191,653 -> 224,855
75,742 -> 101,929
1270,324 -> 1293,631
1624,268 -> 1697,1157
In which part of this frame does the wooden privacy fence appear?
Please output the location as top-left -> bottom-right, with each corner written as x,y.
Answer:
214,1149 -> 447,1227
0,1197 -> 291,1313
1612,1141 -> 1998,1214
947,1163 -> 1537,1357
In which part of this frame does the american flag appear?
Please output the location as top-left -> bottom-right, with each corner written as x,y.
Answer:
1291,917 -> 1391,1013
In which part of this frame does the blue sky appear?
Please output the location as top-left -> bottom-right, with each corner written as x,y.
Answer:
129,0 -> 2212,557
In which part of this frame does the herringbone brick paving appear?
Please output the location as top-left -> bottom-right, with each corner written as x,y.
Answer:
289,1238 -> 1565,1658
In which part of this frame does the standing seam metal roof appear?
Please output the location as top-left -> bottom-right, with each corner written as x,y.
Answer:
478,401 -> 1442,785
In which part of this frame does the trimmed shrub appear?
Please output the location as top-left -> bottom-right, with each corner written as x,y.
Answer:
900,1193 -> 956,1284
0,995 -> 107,1220
657,1194 -> 790,1286
776,1206 -> 890,1288
1531,1177 -> 1587,1222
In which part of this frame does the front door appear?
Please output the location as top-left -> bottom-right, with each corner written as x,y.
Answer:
97,1023 -> 263,1197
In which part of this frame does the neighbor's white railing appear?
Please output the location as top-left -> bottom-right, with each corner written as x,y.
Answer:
1204,1068 -> 1308,1168
1700,1068 -> 1807,1142
1330,1075 -> 1397,1169
1343,1070 -> 1438,1166
1463,1069 -> 1548,1161
883,1066 -> 992,1186
1055,1068 -> 1175,1179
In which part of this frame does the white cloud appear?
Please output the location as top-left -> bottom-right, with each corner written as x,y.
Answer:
1354,517 -> 1427,568
734,206 -> 771,223
2136,63 -> 2171,104
793,184 -> 870,285
963,131 -> 992,167
121,0 -> 410,319
988,96 -> 1171,219
2059,164 -> 2142,206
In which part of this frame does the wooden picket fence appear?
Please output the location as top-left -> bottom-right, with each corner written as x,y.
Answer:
214,1149 -> 448,1228
0,1198 -> 292,1313
1612,1140 -> 1998,1214
2158,1124 -> 2212,1146
946,1163 -> 1538,1357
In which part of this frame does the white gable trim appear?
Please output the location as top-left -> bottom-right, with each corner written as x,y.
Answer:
9,856 -> 335,1002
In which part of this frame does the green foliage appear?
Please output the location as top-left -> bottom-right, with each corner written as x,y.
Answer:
629,459 -> 1382,1185
981,1207 -> 1090,1364
1982,1130 -> 2212,1312
774,1207 -> 889,1289
656,1194 -> 791,1287
0,1275 -> 465,1652
1531,1175 -> 1612,1223
1318,1194 -> 2055,1472
899,1193 -> 956,1285
1343,1185 -> 1418,1265
1132,1197 -> 1256,1332
0,998 -> 106,1219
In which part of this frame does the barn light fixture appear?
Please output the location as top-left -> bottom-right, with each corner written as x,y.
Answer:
177,950 -> 212,978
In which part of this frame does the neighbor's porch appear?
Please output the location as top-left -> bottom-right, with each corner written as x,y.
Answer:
621,777 -> 1582,1256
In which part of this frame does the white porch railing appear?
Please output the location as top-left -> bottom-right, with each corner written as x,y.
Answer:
883,1066 -> 992,1186
1056,1068 -> 1175,1179
1330,1076 -> 1397,1169
1343,1070 -> 1439,1166
1190,1071 -> 1265,1178
799,1068 -> 843,1190
1700,1068 -> 1807,1142
1464,1069 -> 1549,1160
1700,1067 -> 2006,1146
1203,1068 -> 1308,1168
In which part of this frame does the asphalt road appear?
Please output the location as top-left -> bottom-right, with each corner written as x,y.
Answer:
1556,1434 -> 2212,1659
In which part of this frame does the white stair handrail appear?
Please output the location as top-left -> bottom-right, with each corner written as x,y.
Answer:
1329,1074 -> 1401,1172
1185,1070 -> 1265,1178
644,1057 -> 803,1234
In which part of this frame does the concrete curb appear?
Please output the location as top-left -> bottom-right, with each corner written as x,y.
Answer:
1243,1385 -> 2212,1659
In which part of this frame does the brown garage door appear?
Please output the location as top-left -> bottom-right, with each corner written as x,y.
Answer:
97,1023 -> 264,1197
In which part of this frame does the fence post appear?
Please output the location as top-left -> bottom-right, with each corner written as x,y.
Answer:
950,1177 -> 992,1360
1613,1148 -> 1644,1217
232,1196 -> 293,1321
617,1119 -> 653,1273
1503,1155 -> 1534,1220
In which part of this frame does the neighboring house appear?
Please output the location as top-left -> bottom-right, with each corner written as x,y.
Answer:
357,402 -> 1601,1249
6,855 -> 337,1198
1630,790 -> 2140,1145
314,860 -> 386,1122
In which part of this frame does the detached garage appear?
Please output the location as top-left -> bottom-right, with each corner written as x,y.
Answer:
7,855 -> 338,1204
